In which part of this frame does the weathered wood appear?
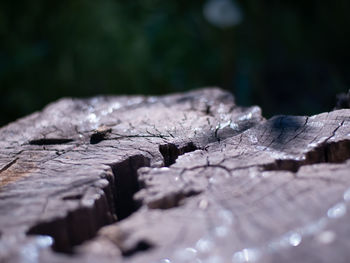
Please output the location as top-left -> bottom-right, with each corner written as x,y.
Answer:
1,88 -> 350,263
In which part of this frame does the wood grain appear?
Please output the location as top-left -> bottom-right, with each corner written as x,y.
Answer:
1,88 -> 350,263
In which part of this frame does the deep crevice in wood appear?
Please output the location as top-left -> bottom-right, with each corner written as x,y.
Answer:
263,139 -> 350,172
27,192 -> 113,253
26,154 -> 150,254
90,127 -> 112,144
62,194 -> 83,201
110,155 -> 150,221
159,142 -> 198,167
26,144 -> 200,256
29,138 -> 74,145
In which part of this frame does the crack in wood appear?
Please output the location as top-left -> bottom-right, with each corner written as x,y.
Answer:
29,138 -> 74,145
25,142 -> 201,256
159,142 -> 198,167
109,155 -> 150,221
4,89 -> 350,263
27,189 -> 113,253
263,139 -> 350,172
0,158 -> 18,174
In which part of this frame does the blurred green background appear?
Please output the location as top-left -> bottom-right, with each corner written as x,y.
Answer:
1,0 -> 349,126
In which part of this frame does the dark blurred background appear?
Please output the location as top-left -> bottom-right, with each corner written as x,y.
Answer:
1,0 -> 349,126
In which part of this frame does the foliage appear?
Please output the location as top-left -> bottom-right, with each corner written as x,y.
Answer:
0,0 -> 349,126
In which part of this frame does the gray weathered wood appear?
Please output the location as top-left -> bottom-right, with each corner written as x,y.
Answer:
1,88 -> 350,263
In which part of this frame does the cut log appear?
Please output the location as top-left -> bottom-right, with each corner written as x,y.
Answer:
0,88 -> 350,263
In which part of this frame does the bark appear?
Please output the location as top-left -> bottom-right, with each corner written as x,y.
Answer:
0,88 -> 350,263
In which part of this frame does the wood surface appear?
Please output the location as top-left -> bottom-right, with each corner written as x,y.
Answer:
1,88 -> 350,263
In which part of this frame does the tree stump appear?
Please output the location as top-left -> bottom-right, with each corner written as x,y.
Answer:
1,88 -> 350,263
